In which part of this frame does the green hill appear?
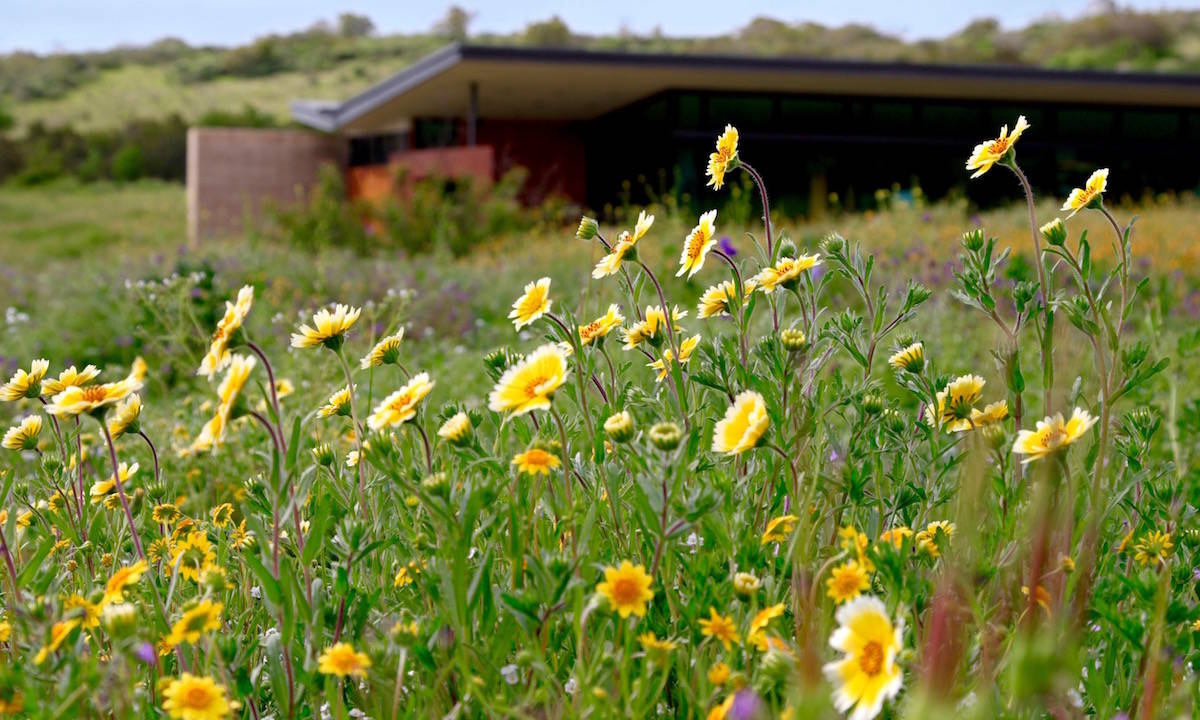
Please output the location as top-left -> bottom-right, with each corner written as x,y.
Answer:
4,6 -> 1200,133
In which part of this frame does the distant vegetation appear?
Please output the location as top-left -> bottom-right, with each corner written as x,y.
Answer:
1,3 -> 1199,185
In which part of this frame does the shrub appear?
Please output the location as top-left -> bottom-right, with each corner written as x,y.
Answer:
110,144 -> 144,182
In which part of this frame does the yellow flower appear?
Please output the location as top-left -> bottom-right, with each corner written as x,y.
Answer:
964,400 -> 1009,431
90,462 -> 138,505
1021,585 -> 1051,615
153,503 -> 180,525
46,376 -> 140,418
104,560 -> 148,604
161,673 -> 235,720
638,631 -> 677,654
437,412 -> 472,445
596,561 -> 654,618
318,385 -> 354,418
712,390 -> 769,455
274,378 -> 294,399
698,279 -> 754,319
361,330 -> 405,369
198,285 -> 254,378
291,304 -> 361,350
512,447 -> 561,476
1133,530 -> 1173,566
487,344 -> 569,417
34,619 -> 79,665
632,210 -> 655,242
509,277 -> 553,330
169,531 -> 216,582
0,359 -> 49,401
648,334 -> 701,382
699,608 -> 740,650
707,695 -> 736,720
230,521 -> 254,550
578,304 -> 624,345
1012,407 -> 1097,463
749,603 -> 785,638
165,600 -> 223,646
927,374 -> 986,429
190,410 -> 228,453
107,394 -> 142,439
2,415 -> 42,451
877,527 -> 913,550
753,255 -> 822,294
63,594 -> 102,629
707,662 -> 731,685
592,234 -> 635,279
622,305 -> 687,350
966,115 -> 1030,178
761,514 -> 799,545
41,364 -> 100,397
210,503 -> 234,528
826,560 -> 871,604
706,124 -> 739,190
887,343 -> 924,373
677,209 -> 718,278
367,372 -> 435,430
216,354 -> 255,408
1061,168 -> 1108,217
915,521 -> 956,558
318,642 -> 372,677
823,596 -> 904,720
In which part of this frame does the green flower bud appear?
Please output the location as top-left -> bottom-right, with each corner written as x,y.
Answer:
961,228 -> 985,252
311,443 -> 336,467
604,411 -> 635,443
648,422 -> 682,451
779,328 -> 807,353
1039,218 -> 1067,247
576,216 -> 599,241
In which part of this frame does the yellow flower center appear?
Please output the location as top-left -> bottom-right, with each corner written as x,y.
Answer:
858,641 -> 884,676
610,577 -> 640,604
182,686 -> 213,708
832,572 -> 861,597
81,386 -> 109,403
522,374 -> 551,399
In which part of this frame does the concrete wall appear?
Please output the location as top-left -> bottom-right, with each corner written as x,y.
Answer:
187,127 -> 344,241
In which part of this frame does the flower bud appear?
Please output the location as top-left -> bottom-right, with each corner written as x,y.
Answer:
576,216 -> 599,241
779,328 -> 807,353
862,393 -> 884,415
961,228 -> 985,252
603,411 -> 635,443
1039,218 -> 1067,247
101,602 -> 138,637
733,572 -> 760,596
777,239 -> 798,259
311,443 -> 336,467
648,422 -> 681,451
422,472 -> 449,498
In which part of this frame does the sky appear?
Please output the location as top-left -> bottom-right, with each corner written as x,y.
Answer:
2,0 -> 1192,55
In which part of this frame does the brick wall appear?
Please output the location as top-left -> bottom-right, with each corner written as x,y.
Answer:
187,127 -> 345,241
345,146 -> 495,204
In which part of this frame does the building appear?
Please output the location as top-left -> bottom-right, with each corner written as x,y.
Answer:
187,43 -> 1200,240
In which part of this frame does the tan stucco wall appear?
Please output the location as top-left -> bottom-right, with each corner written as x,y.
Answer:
186,127 -> 344,241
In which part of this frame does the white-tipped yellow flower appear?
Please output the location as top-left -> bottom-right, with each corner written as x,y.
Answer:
437,412 -> 472,445
198,285 -> 254,377
488,343 -> 569,417
106,394 -> 142,439
46,378 -> 139,418
578,304 -> 624,346
41,364 -> 100,397
823,595 -> 904,720
966,115 -> 1030,178
753,255 -> 822,294
91,462 -> 138,504
216,355 -> 255,408
291,304 -> 361,350
676,209 -> 718,279
1012,407 -> 1097,463
706,124 -> 739,190
1061,168 -> 1109,217
127,356 -> 148,386
2,415 -> 43,451
927,374 -> 986,429
632,210 -> 654,242
361,330 -> 405,369
508,277 -> 552,330
368,372 -> 435,430
191,409 -> 228,453
697,279 -> 755,319
712,390 -> 769,455
1,359 -> 49,401
622,305 -> 687,350
318,385 -> 354,418
592,234 -> 634,279
888,343 -> 924,373
648,334 -> 701,382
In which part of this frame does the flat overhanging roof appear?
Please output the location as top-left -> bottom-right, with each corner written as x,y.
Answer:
291,43 -> 1200,134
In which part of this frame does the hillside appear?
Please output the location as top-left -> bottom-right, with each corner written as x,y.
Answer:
4,5 -> 1200,133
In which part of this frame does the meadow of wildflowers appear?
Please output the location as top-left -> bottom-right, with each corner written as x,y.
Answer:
0,116 -> 1197,720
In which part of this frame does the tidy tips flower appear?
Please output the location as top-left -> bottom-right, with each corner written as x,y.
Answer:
966,115 -> 1030,178
677,209 -> 718,278
41,364 -> 100,397
198,285 -> 254,378
0,359 -> 49,401
578,304 -> 624,345
1062,168 -> 1109,217
509,277 -> 552,330
368,372 -> 434,430
488,343 -> 569,417
753,255 -> 821,294
437,411 -> 472,445
712,390 -> 769,455
706,124 -> 739,190
361,330 -> 405,369
291,303 -> 361,350
2,415 -> 42,451
823,595 -> 904,720
1012,407 -> 1097,463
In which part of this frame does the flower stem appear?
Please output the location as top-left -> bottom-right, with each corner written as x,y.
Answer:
99,419 -> 145,560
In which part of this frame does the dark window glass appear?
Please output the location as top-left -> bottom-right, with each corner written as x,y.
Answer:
1058,109 -> 1115,138
1123,111 -> 1180,140
348,132 -> 408,166
706,95 -> 773,127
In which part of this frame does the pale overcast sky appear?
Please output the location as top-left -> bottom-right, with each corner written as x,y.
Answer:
2,0 -> 1192,54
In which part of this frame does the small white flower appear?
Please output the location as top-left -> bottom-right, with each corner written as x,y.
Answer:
501,664 -> 520,685
564,677 -> 578,695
